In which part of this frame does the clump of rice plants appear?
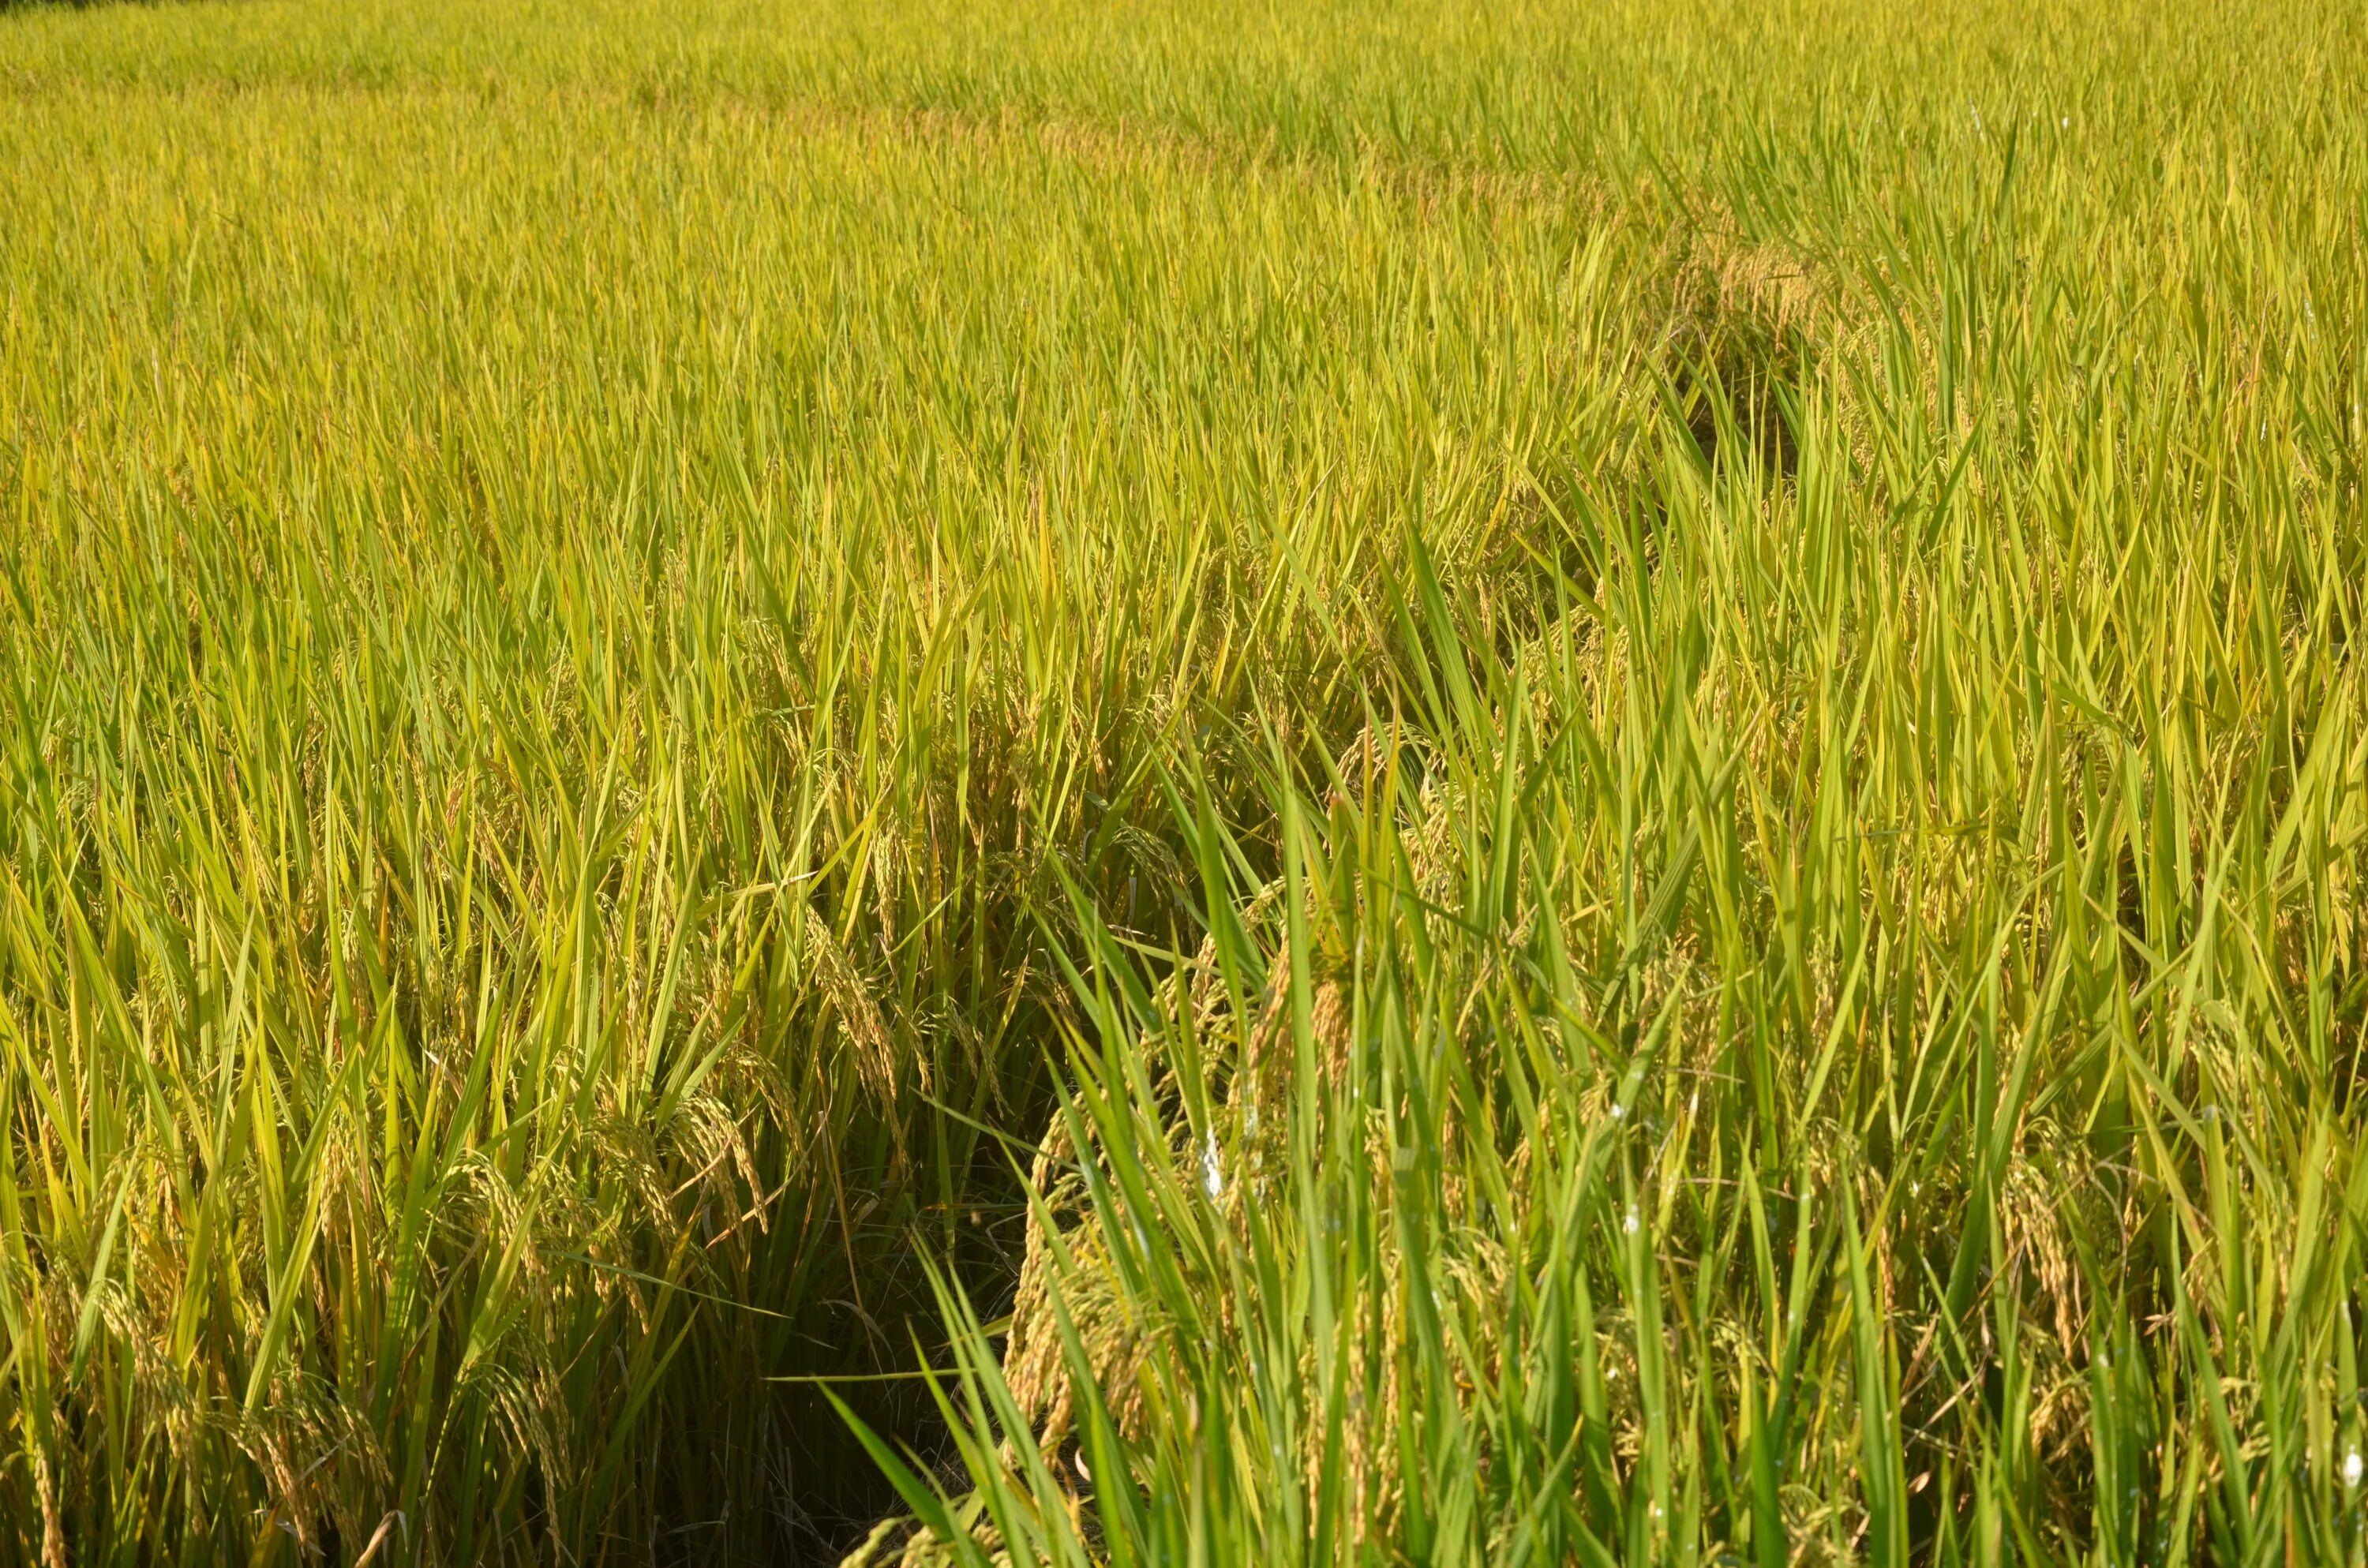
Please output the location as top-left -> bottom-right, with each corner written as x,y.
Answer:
3,0 -> 2365,1562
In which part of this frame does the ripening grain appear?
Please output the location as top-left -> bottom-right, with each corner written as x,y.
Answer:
2,0 -> 2365,1563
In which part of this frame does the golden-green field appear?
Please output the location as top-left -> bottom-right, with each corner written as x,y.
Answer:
2,0 -> 2365,1562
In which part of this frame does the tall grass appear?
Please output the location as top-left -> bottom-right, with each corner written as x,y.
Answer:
2,0 -> 2364,1562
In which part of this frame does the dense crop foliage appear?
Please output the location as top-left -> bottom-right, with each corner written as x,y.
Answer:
2,0 -> 2365,1562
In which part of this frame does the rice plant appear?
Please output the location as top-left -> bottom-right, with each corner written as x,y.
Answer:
2,0 -> 2363,1562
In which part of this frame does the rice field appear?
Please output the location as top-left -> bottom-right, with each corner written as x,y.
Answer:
2,0 -> 2365,1562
